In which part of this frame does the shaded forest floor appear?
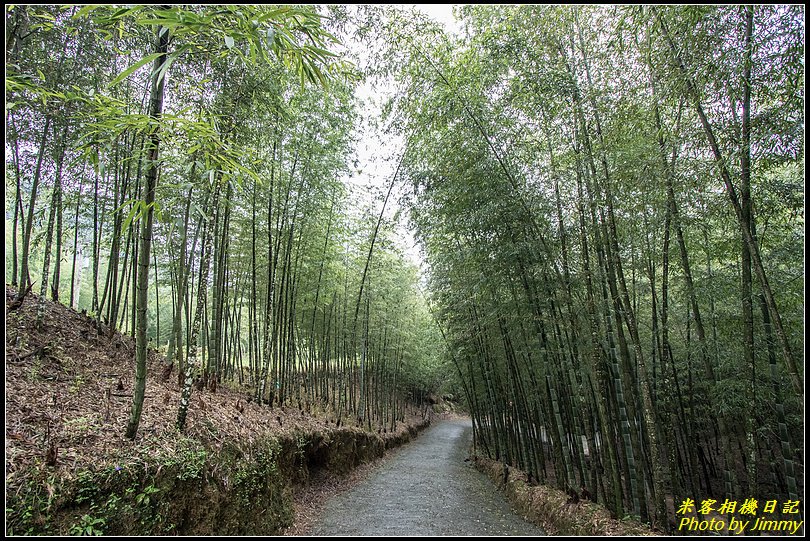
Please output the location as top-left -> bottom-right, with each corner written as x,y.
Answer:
4,284 -> 426,514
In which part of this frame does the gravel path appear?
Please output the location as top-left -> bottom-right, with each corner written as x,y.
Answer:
309,418 -> 546,536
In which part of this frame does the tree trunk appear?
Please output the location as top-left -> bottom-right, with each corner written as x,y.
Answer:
20,115 -> 51,295
739,6 -> 758,496
9,112 -> 24,288
69,170 -> 85,309
177,175 -> 220,431
164,185 -> 196,379
125,21 -> 170,440
657,11 -> 801,400
51,166 -> 64,302
36,163 -> 60,329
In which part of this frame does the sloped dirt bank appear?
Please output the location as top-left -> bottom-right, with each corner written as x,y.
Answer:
5,285 -> 430,535
471,455 -> 659,536
7,421 -> 430,535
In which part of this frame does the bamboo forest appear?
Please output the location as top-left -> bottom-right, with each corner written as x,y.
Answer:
5,4 -> 805,536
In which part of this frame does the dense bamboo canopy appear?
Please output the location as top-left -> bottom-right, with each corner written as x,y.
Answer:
6,4 -> 804,533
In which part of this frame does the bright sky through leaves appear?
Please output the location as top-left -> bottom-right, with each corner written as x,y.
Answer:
343,5 -> 459,275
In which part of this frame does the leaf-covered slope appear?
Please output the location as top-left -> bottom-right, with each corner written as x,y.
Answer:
5,284 -> 413,489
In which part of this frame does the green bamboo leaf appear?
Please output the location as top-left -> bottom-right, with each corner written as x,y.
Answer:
73,5 -> 102,19
111,197 -> 136,218
224,34 -> 234,49
190,202 -> 206,221
149,200 -> 163,222
109,53 -> 163,88
304,45 -> 338,59
122,201 -> 144,231
32,11 -> 55,21
155,51 -> 178,87
134,16 -> 179,27
109,6 -> 140,20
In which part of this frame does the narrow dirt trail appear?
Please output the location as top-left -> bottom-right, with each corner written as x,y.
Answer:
308,418 -> 546,535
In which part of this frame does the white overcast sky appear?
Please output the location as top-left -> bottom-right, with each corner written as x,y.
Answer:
413,4 -> 460,33
344,5 -> 460,275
